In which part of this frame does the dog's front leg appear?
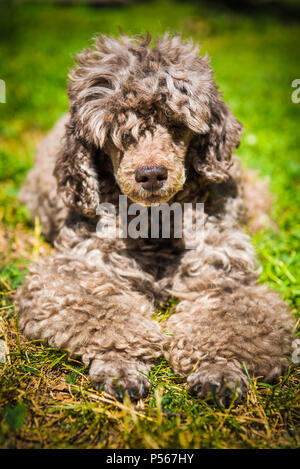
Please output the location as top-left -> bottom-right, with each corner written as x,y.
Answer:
165,224 -> 294,403
15,254 -> 166,399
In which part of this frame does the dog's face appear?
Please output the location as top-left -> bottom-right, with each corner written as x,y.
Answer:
106,124 -> 192,205
55,34 -> 242,216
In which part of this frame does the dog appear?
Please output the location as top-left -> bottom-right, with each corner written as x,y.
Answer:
15,33 -> 294,402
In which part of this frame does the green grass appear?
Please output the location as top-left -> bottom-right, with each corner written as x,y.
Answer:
0,0 -> 299,449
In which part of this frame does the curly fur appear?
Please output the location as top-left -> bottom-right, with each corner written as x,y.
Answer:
15,34 -> 294,402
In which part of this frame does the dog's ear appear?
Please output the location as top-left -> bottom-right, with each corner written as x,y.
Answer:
154,34 -> 243,182
191,98 -> 243,183
54,120 -> 101,217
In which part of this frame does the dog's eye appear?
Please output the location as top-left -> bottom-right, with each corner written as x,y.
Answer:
122,132 -> 135,148
173,124 -> 185,132
170,124 -> 187,139
180,86 -> 188,96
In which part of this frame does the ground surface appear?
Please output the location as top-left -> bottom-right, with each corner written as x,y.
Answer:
0,0 -> 299,449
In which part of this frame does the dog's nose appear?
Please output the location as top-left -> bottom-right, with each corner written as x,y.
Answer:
135,166 -> 168,191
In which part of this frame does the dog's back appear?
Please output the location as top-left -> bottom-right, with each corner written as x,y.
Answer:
19,114 -> 69,241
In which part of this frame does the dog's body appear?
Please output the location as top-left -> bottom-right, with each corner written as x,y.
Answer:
15,34 -> 294,401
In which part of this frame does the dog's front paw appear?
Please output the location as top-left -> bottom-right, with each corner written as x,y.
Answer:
89,356 -> 151,400
187,362 -> 249,406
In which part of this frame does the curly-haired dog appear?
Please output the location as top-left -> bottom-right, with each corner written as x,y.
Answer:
15,34 -> 294,402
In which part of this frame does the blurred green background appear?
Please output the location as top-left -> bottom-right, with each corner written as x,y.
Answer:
0,0 -> 299,449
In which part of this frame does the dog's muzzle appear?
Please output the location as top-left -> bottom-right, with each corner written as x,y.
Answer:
135,165 -> 168,192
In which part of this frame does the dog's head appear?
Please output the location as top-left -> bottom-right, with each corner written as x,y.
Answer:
54,33 -> 242,215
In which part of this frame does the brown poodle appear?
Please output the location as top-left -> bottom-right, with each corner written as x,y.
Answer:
15,34 -> 294,402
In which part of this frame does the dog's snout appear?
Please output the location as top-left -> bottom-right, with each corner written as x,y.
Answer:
135,166 -> 168,191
